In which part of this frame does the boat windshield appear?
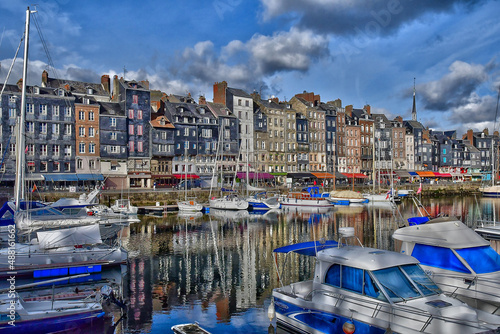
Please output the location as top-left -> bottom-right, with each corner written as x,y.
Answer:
372,265 -> 425,302
455,246 -> 500,274
401,264 -> 441,296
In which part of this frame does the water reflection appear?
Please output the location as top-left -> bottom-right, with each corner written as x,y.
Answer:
117,195 -> 500,333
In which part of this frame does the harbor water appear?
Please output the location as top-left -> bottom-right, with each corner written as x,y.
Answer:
104,194 -> 499,334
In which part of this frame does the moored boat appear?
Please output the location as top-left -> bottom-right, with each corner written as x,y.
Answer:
270,227 -> 500,333
281,187 -> 333,207
393,216 -> 500,315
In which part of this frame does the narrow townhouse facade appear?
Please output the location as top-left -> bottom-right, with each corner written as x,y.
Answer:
391,117 -> 406,171
351,105 -> 374,177
112,76 -> 152,188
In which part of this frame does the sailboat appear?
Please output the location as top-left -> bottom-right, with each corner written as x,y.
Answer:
208,129 -> 248,210
0,7 -> 112,332
177,145 -> 203,211
0,6 -> 127,278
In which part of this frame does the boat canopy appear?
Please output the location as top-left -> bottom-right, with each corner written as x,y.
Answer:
273,240 -> 339,256
37,224 -> 102,249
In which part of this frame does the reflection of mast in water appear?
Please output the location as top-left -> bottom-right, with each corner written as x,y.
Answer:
210,218 -> 227,294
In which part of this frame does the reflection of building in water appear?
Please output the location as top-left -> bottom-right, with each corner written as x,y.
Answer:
127,257 -> 153,332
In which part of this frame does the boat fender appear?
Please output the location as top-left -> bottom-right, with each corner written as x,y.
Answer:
267,300 -> 275,321
97,311 -> 106,318
342,321 -> 355,333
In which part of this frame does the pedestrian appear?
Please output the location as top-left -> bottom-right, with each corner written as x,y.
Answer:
153,182 -> 156,191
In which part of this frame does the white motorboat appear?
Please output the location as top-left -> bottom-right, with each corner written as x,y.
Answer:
270,227 -> 500,333
177,198 -> 204,212
393,216 -> 500,315
209,193 -> 248,210
111,199 -> 138,215
281,187 -> 334,208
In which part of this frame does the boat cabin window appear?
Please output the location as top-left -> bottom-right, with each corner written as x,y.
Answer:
401,264 -> 440,296
411,244 -> 471,273
455,246 -> 500,274
372,266 -> 422,302
324,264 -> 387,301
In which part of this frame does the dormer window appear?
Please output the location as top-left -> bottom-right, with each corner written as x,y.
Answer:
160,118 -> 165,126
199,108 -> 205,114
86,87 -> 93,95
34,86 -> 40,94
57,89 -> 64,97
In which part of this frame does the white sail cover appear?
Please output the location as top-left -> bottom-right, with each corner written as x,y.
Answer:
247,184 -> 266,192
37,224 -> 102,249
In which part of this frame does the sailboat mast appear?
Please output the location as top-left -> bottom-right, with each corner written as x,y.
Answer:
15,7 -> 31,211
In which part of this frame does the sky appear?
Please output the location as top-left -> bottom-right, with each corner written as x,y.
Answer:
1,0 -> 500,137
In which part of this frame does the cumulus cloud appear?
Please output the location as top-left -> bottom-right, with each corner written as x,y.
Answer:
418,60 -> 490,111
171,28 -> 329,97
260,0 -> 484,36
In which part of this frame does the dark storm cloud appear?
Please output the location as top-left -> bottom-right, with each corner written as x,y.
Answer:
261,0 -> 486,36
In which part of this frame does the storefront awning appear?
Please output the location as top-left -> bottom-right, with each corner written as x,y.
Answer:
395,170 -> 411,178
43,173 -> 79,182
341,173 -> 369,179
76,174 -> 104,181
311,172 -> 335,179
408,171 -> 418,176
335,171 -> 347,179
434,172 -> 452,178
416,171 -> 435,177
173,174 -> 200,179
25,173 -> 44,181
236,172 -> 274,179
286,172 -> 315,179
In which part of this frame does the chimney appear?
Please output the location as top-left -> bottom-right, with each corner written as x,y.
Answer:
395,116 -> 403,123
16,78 -> 23,91
199,95 -> 206,105
112,75 -> 120,102
140,80 -> 150,90
364,104 -> 371,115
251,92 -> 261,101
64,84 -> 70,91
213,81 -> 228,105
42,70 -> 48,87
271,97 -> 279,104
345,105 -> 353,117
101,75 -> 110,94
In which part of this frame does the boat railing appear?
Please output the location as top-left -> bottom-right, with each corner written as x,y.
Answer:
304,287 -> 492,331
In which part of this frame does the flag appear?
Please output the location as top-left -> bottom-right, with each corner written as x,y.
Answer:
32,184 -> 37,193
25,146 -> 29,153
416,183 -> 422,194
386,188 -> 392,200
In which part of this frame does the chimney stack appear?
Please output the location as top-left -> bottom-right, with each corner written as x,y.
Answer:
213,81 -> 228,105
199,95 -> 206,105
101,75 -> 110,94
41,70 -> 48,87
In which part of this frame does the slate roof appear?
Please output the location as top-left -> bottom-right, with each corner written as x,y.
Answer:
99,102 -> 125,116
150,113 -> 175,129
227,87 -> 252,98
46,77 -> 108,96
206,102 -> 236,118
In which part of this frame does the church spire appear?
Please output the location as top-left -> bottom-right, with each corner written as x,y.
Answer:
412,77 -> 417,121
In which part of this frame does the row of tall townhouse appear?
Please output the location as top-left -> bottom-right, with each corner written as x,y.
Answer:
0,72 -> 497,190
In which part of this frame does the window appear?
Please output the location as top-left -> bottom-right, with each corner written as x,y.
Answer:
79,126 -> 85,137
26,122 -> 34,133
40,144 -> 48,156
89,127 -> 95,137
64,162 -> 70,171
52,123 -> 60,135
40,162 -> 47,172
79,142 -> 85,153
128,125 -> 134,135
128,109 -> 134,119
137,125 -> 143,136
89,112 -> 95,121
64,124 -> 72,135
53,145 -> 60,156
110,146 -> 118,153
26,104 -> 34,114
26,144 -> 34,156
64,107 -> 71,117
137,141 -> 143,152
137,109 -> 142,119
64,145 -> 72,157
89,160 -> 96,169
238,99 -> 242,106
53,105 -> 59,116
39,123 -> 47,134
89,143 -> 95,154
129,141 -> 134,152
9,108 -> 16,118
39,104 -> 47,115
9,143 -> 15,156
111,132 -> 117,140
111,118 -> 116,127
79,111 -> 85,120
133,95 -> 138,104
53,162 -> 60,172
77,159 -> 83,169
184,128 -> 189,136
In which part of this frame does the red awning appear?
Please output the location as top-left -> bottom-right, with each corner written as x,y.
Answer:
434,172 -> 452,177
341,173 -> 368,179
173,174 -> 200,179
